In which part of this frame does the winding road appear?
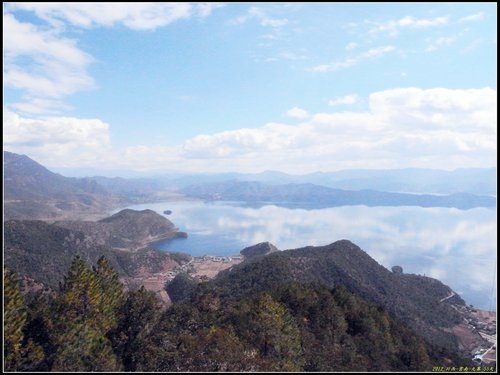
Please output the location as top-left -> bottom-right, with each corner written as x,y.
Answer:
439,291 -> 455,303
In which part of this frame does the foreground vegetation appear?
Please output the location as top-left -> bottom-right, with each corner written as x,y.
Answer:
4,255 -> 467,372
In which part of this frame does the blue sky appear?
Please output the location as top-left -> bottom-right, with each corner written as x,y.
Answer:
3,2 -> 497,175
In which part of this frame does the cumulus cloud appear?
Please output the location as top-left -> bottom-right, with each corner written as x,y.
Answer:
286,107 -> 309,119
180,87 -> 496,173
311,45 -> 396,72
3,109 -> 111,167
328,94 -> 359,106
4,87 -> 495,174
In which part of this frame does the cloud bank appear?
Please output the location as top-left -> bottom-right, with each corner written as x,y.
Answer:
4,87 -> 496,174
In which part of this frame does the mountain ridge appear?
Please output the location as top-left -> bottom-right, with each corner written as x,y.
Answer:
206,239 -> 466,351
3,151 -> 125,221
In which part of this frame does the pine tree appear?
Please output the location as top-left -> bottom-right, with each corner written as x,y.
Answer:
4,268 -> 45,371
4,268 -> 27,369
94,256 -> 124,332
249,293 -> 304,371
110,286 -> 162,371
51,321 -> 120,372
50,256 -> 122,371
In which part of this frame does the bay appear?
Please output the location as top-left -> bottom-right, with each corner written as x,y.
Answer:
120,200 -> 497,310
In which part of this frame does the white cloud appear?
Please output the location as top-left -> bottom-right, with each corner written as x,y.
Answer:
328,95 -> 359,106
4,87 -> 495,173
3,13 -> 94,108
5,2 -> 220,30
4,4 -> 222,115
260,50 -> 308,63
196,3 -> 226,18
311,45 -> 396,72
179,87 -> 496,172
369,15 -> 449,36
361,45 -> 396,58
10,98 -> 72,115
286,107 -> 309,119
3,109 -> 111,167
459,12 -> 485,23
368,87 -> 496,131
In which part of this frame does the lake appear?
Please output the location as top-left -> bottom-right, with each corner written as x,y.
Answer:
120,200 -> 497,311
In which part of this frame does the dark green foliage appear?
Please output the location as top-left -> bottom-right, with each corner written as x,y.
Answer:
5,257 -> 125,371
4,242 -> 473,372
165,272 -> 199,303
51,321 -> 119,372
110,287 -> 163,371
138,282 -> 441,372
50,255 -> 124,371
211,252 -> 295,299
211,240 -> 464,350
4,269 -> 45,371
4,220 -> 125,289
93,256 -> 125,332
4,219 -> 186,291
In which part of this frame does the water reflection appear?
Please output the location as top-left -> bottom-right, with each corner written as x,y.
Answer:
123,201 -> 496,310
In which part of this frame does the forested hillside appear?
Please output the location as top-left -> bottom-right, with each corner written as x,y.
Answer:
4,256 -> 468,372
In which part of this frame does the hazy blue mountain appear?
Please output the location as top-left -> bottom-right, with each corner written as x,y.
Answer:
181,180 -> 496,209
85,167 -> 496,199
299,168 -> 497,195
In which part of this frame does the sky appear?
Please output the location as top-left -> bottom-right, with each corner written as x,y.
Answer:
3,2 -> 497,176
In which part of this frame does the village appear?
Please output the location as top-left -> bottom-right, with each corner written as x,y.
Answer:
450,303 -> 497,365
124,254 -> 244,304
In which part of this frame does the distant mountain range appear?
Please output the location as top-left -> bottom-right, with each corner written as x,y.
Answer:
181,180 -> 496,210
83,167 -> 496,196
4,151 -> 496,218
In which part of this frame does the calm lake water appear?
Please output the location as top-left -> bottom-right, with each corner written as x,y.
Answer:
120,200 -> 497,311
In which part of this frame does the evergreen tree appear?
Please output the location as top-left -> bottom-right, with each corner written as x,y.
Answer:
51,256 -> 122,371
94,256 -> 124,332
4,268 -> 45,371
242,292 -> 304,371
51,321 -> 119,372
110,286 -> 162,371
